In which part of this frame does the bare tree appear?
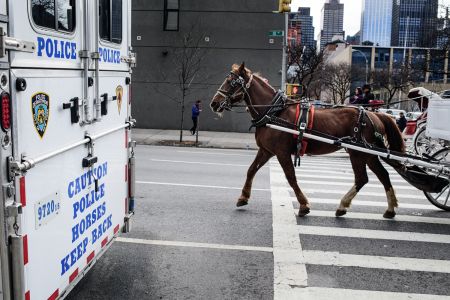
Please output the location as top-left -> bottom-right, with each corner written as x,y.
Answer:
322,63 -> 352,104
372,62 -> 423,107
287,45 -> 325,97
153,24 -> 209,142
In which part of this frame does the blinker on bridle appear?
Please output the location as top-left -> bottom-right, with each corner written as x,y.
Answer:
215,71 -> 255,113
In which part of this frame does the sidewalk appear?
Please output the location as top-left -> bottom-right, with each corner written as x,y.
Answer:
132,128 -> 350,158
132,128 -> 258,150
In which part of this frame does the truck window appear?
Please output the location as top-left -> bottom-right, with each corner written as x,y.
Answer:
31,0 -> 76,32
99,0 -> 123,44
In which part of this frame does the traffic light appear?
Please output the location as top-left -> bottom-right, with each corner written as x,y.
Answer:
278,0 -> 291,13
285,83 -> 302,97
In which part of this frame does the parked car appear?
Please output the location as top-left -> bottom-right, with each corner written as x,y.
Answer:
378,108 -> 407,120
406,111 -> 424,121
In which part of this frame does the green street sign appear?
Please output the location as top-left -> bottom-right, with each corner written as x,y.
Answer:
269,30 -> 284,37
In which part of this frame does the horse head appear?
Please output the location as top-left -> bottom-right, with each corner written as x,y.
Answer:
210,62 -> 250,114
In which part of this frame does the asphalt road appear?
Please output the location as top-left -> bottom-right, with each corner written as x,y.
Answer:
66,145 -> 450,300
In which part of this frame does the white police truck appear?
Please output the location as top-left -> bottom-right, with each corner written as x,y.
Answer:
0,1 -> 136,299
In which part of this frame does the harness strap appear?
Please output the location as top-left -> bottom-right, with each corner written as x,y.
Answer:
293,102 -> 314,167
249,90 -> 286,130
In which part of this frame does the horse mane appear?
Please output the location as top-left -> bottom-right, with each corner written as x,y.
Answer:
231,64 -> 276,93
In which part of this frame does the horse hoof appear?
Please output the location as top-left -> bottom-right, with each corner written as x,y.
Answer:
383,210 -> 396,219
298,207 -> 310,217
335,209 -> 347,217
236,199 -> 248,207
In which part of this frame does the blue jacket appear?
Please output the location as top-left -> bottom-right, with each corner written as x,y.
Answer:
192,104 -> 200,118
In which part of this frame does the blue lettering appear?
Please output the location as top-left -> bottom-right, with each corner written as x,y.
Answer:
73,201 -> 80,219
102,162 -> 108,176
54,39 -> 61,58
71,43 -> 76,59
45,38 -> 54,57
98,47 -> 103,60
60,237 -> 88,275
65,42 -> 71,59
71,224 -> 79,243
75,178 -> 81,195
37,37 -> 45,57
60,40 -> 65,58
68,181 -> 75,198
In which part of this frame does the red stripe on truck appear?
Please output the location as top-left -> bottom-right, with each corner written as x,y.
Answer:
20,177 -> 26,207
114,224 -> 120,234
87,251 -> 95,264
23,235 -> 29,265
48,289 -> 59,300
69,268 -> 79,283
101,237 -> 108,248
25,291 -> 30,300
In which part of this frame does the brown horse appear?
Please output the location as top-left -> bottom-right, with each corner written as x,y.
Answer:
210,63 -> 405,218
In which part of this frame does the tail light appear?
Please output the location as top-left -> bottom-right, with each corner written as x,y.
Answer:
1,92 -> 11,131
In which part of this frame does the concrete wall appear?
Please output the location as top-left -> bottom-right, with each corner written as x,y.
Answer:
131,0 -> 284,132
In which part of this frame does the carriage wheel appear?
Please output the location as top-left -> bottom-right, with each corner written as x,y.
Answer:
413,126 -> 444,156
424,148 -> 450,211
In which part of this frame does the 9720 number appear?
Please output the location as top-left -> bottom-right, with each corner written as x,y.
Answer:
35,194 -> 60,228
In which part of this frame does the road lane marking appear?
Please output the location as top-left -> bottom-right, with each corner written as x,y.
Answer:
285,287 -> 450,300
302,250 -> 450,273
150,158 -> 265,168
296,173 -> 408,184
296,179 -> 417,191
301,188 -> 424,199
176,150 -> 255,157
298,225 -> 450,244
270,162 -> 309,298
301,197 -> 437,210
136,181 -> 270,191
116,237 -> 273,252
302,210 -> 450,225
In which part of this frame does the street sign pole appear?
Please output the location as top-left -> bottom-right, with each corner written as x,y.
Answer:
281,13 -> 288,91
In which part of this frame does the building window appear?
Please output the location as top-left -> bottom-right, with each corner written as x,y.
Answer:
164,0 -> 179,31
99,0 -> 123,44
31,0 -> 76,32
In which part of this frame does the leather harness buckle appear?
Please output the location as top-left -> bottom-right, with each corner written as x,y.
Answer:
299,122 -> 307,130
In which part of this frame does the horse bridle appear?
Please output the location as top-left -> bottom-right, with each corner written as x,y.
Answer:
215,72 -> 258,116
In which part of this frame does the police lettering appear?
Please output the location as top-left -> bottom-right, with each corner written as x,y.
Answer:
72,183 -> 106,219
91,214 -> 113,244
60,237 -> 88,275
68,162 -> 108,198
37,37 -> 76,60
72,202 -> 106,243
99,47 -> 121,64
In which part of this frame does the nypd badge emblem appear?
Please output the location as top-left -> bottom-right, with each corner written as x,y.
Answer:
31,92 -> 50,138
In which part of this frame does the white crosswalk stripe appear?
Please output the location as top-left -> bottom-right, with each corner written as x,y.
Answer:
270,156 -> 450,300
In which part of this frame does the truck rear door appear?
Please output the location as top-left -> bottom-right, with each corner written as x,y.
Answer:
7,1 -> 134,299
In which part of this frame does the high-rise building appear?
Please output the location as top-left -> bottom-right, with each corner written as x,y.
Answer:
298,7 -> 316,49
360,0 -> 394,46
318,0 -> 345,50
391,0 -> 439,48
288,7 -> 316,49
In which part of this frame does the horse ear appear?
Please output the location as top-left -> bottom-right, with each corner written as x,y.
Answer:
238,62 -> 245,75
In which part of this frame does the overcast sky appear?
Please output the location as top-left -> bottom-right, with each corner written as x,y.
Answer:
291,0 -> 450,38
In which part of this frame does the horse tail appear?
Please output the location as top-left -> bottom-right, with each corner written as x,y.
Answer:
376,113 -> 405,153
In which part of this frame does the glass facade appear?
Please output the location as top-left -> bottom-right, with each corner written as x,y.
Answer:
391,0 -> 438,48
360,0 -> 393,47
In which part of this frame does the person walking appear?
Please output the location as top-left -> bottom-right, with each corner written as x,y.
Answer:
362,84 -> 375,106
396,111 -> 407,132
350,87 -> 363,105
190,100 -> 202,135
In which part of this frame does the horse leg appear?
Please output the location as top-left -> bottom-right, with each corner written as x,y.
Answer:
276,153 -> 310,217
237,148 -> 273,207
336,153 -> 369,217
367,157 -> 398,218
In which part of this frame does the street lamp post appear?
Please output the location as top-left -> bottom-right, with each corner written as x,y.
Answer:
352,49 -> 369,84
